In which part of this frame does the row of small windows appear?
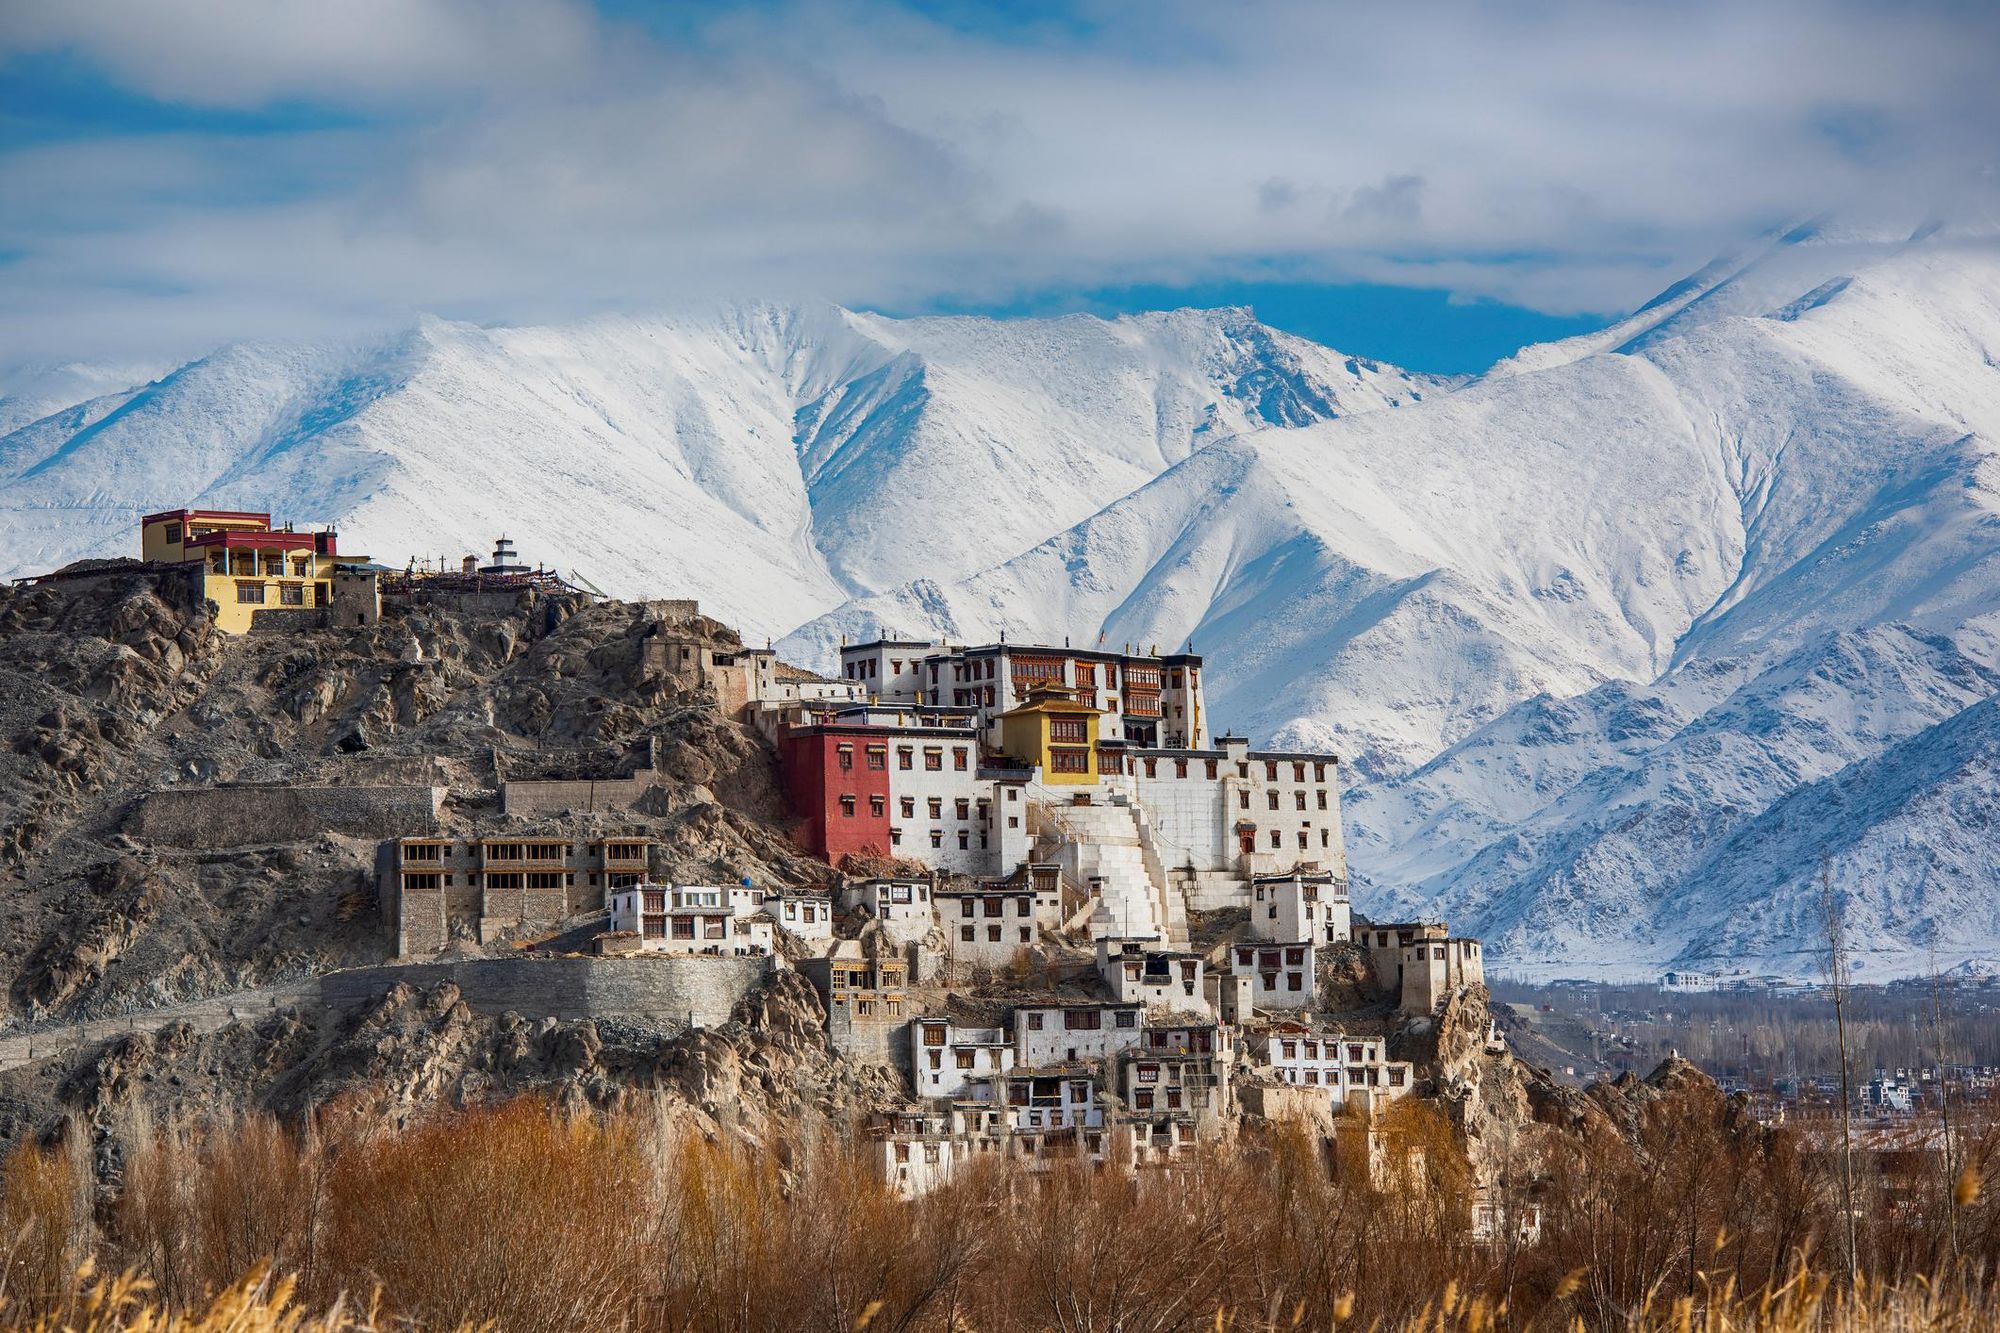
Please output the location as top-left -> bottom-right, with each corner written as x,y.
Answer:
960,923 -> 1034,944
840,794 -> 984,815
835,743 -> 969,771
233,580 -> 316,605
1134,757 -> 1329,783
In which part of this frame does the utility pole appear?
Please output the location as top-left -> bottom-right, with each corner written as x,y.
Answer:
1821,863 -> 1860,1291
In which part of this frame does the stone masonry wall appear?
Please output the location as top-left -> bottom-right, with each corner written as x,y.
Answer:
318,955 -> 776,1031
129,784 -> 445,848
499,774 -> 664,817
826,1005 -> 909,1068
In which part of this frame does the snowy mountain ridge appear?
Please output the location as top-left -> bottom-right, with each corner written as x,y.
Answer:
5,219 -> 2000,978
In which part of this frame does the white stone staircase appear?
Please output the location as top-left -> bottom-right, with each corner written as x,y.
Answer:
1034,794 -> 1185,948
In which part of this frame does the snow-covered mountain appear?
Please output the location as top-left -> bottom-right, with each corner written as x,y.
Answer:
783,220 -> 2000,978
6,218 -> 2000,978
0,304 -> 1441,640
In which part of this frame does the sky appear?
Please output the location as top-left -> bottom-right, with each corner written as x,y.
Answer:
1,0 -> 1996,376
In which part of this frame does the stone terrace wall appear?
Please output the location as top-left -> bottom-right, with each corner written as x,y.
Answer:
499,773 -> 665,817
129,784 -> 444,848
318,955 -> 775,1032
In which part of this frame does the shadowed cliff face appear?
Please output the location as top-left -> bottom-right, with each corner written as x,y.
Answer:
0,565 -> 827,1024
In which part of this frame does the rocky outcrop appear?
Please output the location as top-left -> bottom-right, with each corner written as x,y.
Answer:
44,969 -> 902,1143
0,568 -> 829,1026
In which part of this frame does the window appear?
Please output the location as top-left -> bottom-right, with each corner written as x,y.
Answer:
924,749 -> 944,771
930,830 -> 943,848
1205,759 -> 1218,779
1174,759 -> 1188,778
1298,831 -> 1309,849
279,582 -> 304,606
837,745 -> 853,770
1286,948 -> 1305,966
1268,792 -> 1280,810
954,747 -> 969,770
1314,763 -> 1327,782
898,747 -> 913,769
986,924 -> 1001,942
1027,1012 -> 1044,1030
1115,1010 -> 1136,1028
960,925 -> 974,942
866,745 -> 887,770
958,831 -> 969,850
956,1049 -> 974,1069
960,899 -> 975,918
1293,763 -> 1306,782
1019,926 -> 1031,942
1296,791 -> 1308,810
889,828 -> 902,845
983,898 -> 1004,917
955,798 -> 970,819
1287,972 -> 1303,991
236,581 -> 266,603
1063,1009 -> 1102,1031
1050,749 -> 1090,774
1017,898 -> 1031,917
1317,790 -> 1328,810
839,795 -> 856,817
1265,761 -> 1278,780
1269,830 -> 1282,848
1143,758 -> 1157,778
869,795 -> 885,817
928,798 -> 943,819
1239,792 -> 1250,810
900,797 -> 915,818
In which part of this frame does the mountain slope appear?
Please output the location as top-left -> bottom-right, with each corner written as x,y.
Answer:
0,304 -> 1443,641
8,223 -> 2000,977
785,223 -> 2000,976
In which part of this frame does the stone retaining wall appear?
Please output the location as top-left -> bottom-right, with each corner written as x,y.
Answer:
499,773 -> 665,816
316,955 -> 775,1031
129,784 -> 445,848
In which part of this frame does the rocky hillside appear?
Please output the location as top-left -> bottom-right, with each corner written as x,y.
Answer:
0,564 -> 825,1023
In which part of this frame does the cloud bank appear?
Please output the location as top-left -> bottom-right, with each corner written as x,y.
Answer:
0,0 -> 1995,365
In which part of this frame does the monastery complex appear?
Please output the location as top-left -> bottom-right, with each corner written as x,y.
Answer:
110,506 -> 1497,1201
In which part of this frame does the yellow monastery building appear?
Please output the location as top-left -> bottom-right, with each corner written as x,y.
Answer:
997,684 -> 1103,784
141,507 -> 373,634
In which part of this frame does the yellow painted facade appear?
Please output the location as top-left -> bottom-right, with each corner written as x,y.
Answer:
997,686 -> 1102,784
141,508 -> 364,635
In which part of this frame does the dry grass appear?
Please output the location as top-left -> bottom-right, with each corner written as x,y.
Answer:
0,1085 -> 1994,1332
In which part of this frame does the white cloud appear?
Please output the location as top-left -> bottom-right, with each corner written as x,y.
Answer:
0,0 -> 604,105
0,0 -> 1996,365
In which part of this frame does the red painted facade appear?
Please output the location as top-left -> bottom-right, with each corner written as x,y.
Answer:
778,724 -> 892,863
